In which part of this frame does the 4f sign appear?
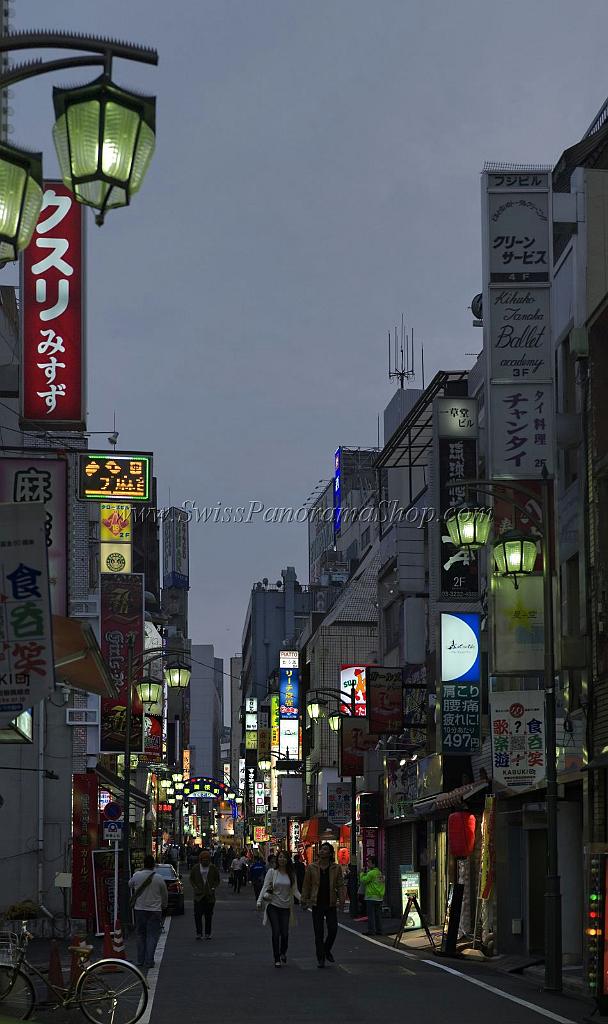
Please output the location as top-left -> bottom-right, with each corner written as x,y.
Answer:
441,612 -> 481,682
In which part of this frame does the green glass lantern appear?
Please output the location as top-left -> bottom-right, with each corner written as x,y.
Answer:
328,712 -> 341,732
258,758 -> 271,771
0,143 -> 43,261
136,677 -> 163,708
52,75 -> 156,225
493,529 -> 538,586
164,660 -> 191,689
445,506 -> 492,550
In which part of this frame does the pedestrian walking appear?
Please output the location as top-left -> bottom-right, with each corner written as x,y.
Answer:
190,849 -> 221,939
301,842 -> 345,968
360,856 -> 385,936
257,851 -> 301,968
249,853 -> 266,901
129,854 -> 168,970
230,853 -> 240,891
293,854 -> 305,904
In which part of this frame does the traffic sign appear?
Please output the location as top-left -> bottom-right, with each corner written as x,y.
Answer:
103,820 -> 124,841
104,801 -> 123,821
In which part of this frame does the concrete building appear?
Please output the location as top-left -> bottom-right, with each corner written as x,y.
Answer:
241,567 -> 311,701
188,645 -> 224,780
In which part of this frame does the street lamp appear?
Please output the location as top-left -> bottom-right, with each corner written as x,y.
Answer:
136,677 -> 163,708
164,660 -> 191,689
306,698 -> 325,720
328,712 -> 341,732
448,472 -> 561,992
445,505 -> 492,550
258,758 -> 271,772
0,143 -> 43,260
53,76 -> 156,225
493,529 -> 538,586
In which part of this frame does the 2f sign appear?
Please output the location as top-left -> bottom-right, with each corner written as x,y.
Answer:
21,182 -> 85,430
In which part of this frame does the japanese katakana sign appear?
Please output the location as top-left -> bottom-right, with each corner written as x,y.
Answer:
21,182 -> 85,429
438,437 -> 479,599
490,383 -> 554,476
488,191 -> 550,283
0,456 -> 67,615
441,682 -> 481,754
79,452 -> 152,503
0,502 -> 54,726
490,690 -> 545,790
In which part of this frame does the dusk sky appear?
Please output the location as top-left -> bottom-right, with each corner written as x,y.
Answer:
9,0 -> 608,672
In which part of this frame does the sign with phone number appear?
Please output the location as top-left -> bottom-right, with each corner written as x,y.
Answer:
441,682 -> 481,753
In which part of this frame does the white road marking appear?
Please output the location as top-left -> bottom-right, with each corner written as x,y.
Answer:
338,923 -> 578,1024
137,916 -> 172,1024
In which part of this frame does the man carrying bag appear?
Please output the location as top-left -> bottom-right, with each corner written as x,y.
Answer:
129,855 -> 168,970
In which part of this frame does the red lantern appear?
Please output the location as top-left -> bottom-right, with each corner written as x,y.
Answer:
337,848 -> 350,866
448,812 -> 476,858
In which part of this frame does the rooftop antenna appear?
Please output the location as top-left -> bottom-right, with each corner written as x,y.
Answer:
388,313 -> 416,389
421,345 -> 425,390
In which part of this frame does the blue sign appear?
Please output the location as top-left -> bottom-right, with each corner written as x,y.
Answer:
440,612 -> 481,683
279,667 -> 299,719
333,447 -> 341,536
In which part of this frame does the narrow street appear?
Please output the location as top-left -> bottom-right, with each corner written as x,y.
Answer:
147,879 -> 589,1024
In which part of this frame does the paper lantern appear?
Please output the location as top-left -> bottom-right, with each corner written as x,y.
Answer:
337,847 -> 350,866
448,811 -> 476,858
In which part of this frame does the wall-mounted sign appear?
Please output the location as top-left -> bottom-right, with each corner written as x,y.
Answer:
327,782 -> 351,825
340,717 -> 379,776
441,682 -> 481,754
489,689 -> 545,791
100,573 -> 144,754
438,437 -> 479,600
489,288 -> 550,381
340,665 -> 366,716
492,575 -> 544,674
100,542 -> 132,574
245,730 -> 258,750
333,447 -> 342,535
436,398 -> 477,438
270,694 -> 280,751
490,383 -> 554,477
100,504 -> 131,541
279,667 -> 299,719
279,650 -> 299,669
245,697 -> 258,714
162,507 -> 189,589
245,713 -> 257,731
21,182 -> 85,430
0,456 -> 67,615
367,666 -> 403,734
78,452 -> 152,503
279,720 -> 298,759
441,612 -> 480,682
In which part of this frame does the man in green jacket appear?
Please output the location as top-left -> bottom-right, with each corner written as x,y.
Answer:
189,849 -> 221,939
360,856 -> 384,936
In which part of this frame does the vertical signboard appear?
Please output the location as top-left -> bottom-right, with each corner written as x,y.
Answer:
327,782 -> 352,825
483,168 -> 554,478
100,503 -> 132,575
270,693 -> 280,751
100,574 -> 144,753
21,181 -> 85,429
340,665 -> 367,716
367,666 -> 403,734
436,399 -> 479,601
0,503 -> 54,726
71,772 -> 98,921
0,456 -> 67,614
162,507 -> 190,589
440,613 -> 481,755
340,717 -> 379,776
492,575 -> 544,673
489,690 -> 545,791
279,660 -> 299,759
333,447 -> 342,536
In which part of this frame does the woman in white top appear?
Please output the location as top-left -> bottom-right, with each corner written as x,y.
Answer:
257,851 -> 301,967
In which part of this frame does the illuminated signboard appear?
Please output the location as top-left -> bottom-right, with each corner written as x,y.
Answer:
340,665 -> 367,716
279,650 -> 299,669
441,612 -> 480,682
245,713 -> 257,732
245,697 -> 258,713
333,447 -> 342,535
279,667 -> 299,720
78,452 -> 152,503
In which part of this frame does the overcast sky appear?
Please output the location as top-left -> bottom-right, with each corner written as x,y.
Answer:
10,0 -> 608,676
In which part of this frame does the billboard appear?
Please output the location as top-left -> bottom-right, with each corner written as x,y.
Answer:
440,612 -> 481,683
340,665 -> 366,716
162,507 -> 189,589
340,717 -> 379,776
100,573 -> 144,753
279,667 -> 299,719
71,773 -> 98,921
367,666 -> 403,734
78,452 -> 152,503
438,435 -> 479,600
491,575 -> 544,674
333,447 -> 342,535
21,182 -> 85,430
0,455 -> 67,614
0,503 -> 55,726
441,682 -> 481,754
327,782 -> 351,825
490,689 -> 545,791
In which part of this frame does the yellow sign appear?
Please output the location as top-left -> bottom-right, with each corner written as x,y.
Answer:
79,452 -> 152,502
183,749 -> 191,777
100,542 -> 132,574
270,694 -> 280,751
254,826 -> 268,842
100,503 -> 132,542
246,730 -> 258,750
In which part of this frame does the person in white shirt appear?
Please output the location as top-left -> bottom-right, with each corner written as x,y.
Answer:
231,853 -> 247,893
128,855 -> 168,970
257,851 -> 301,967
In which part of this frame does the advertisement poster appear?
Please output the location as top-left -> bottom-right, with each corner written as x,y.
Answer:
0,503 -> 55,726
441,682 -> 481,754
490,690 -> 546,790
479,796 -> 496,900
492,575 -> 544,674
21,182 -> 85,429
399,868 -> 422,929
367,666 -> 403,734
100,573 -> 144,753
340,717 -> 379,776
340,665 -> 367,716
327,782 -> 351,825
0,456 -> 67,615
385,758 -> 417,820
71,773 -> 98,921
403,663 -> 428,746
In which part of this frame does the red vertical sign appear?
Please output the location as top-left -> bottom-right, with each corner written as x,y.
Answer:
21,181 -> 85,429
71,772 -> 98,921
100,574 -> 144,754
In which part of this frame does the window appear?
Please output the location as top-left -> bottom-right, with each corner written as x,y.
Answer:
383,600 -> 401,655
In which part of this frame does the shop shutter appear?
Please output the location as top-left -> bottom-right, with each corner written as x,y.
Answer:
385,822 -> 414,917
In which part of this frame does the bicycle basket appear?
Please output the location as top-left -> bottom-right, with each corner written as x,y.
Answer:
0,931 -> 21,966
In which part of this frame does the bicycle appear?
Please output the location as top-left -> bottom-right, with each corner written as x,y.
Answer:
0,921 -> 148,1023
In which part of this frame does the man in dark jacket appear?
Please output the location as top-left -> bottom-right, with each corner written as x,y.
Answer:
189,849 -> 221,939
248,853 -> 266,901
301,843 -> 345,967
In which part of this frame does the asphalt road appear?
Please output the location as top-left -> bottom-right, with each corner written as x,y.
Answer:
148,877 -> 592,1024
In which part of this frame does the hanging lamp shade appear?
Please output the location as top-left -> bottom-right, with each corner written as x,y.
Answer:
52,76 -> 156,225
445,506 -> 492,551
0,143 -> 43,261
258,758 -> 271,771
328,712 -> 341,732
136,677 -> 163,708
164,660 -> 191,689
448,811 -> 476,858
493,529 -> 537,581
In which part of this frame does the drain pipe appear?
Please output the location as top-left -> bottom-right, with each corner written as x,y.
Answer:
37,698 -> 45,908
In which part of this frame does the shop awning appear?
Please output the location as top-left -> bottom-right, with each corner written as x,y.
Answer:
413,780 -> 489,817
96,763 -> 149,809
300,817 -> 339,843
53,615 -> 118,698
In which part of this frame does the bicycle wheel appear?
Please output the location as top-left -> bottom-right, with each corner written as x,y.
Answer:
76,959 -> 148,1024
0,965 -> 35,1020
